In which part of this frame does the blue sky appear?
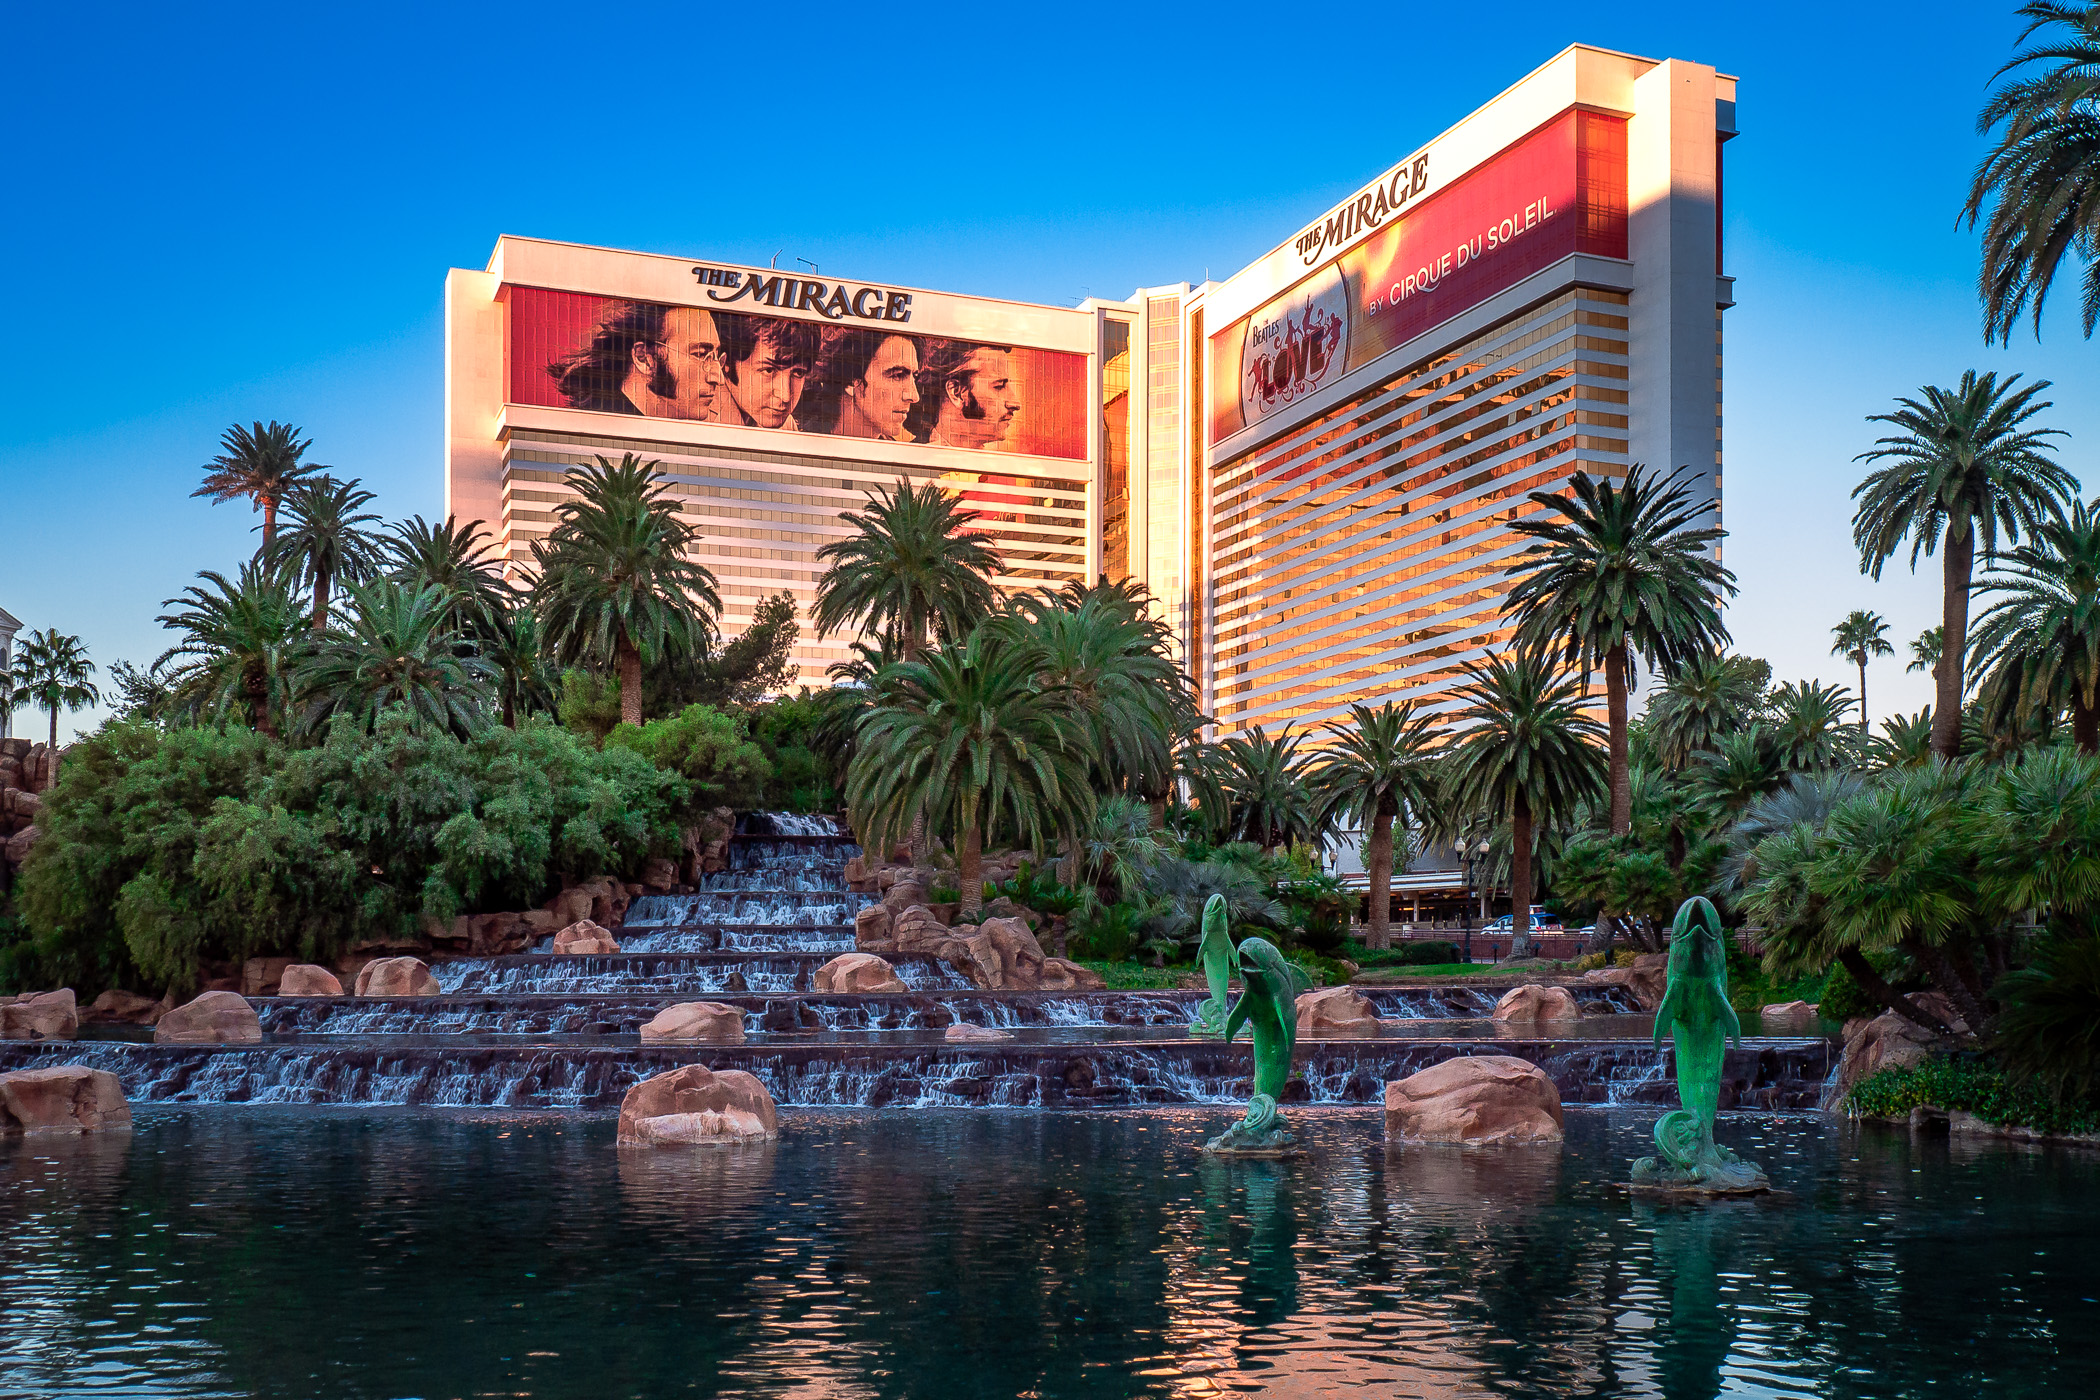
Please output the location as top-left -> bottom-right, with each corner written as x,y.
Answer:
4,1 -> 2096,741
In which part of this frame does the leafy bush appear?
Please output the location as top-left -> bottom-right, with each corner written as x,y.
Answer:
1346,940 -> 1460,968
1074,959 -> 1184,990
1848,1057 -> 2100,1137
1993,932 -> 2100,1105
993,862 -> 1084,918
603,704 -> 769,815
1067,899 -> 1145,963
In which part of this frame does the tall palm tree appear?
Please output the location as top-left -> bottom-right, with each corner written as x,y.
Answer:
293,580 -> 495,735
482,603 -> 558,729
1853,371 -> 2074,758
1907,625 -> 1944,679
6,629 -> 99,748
388,515 -> 513,639
1964,2 -> 2100,343
1766,680 -> 1858,772
846,631 -> 1089,913
155,562 -> 306,738
1503,464 -> 1735,836
813,478 -> 1001,662
1309,701 -> 1442,949
1215,726 -> 1321,853
532,455 -> 720,727
1644,651 -> 1768,769
1688,725 -> 1786,816
192,421 -> 320,554
1441,652 -> 1607,955
1829,610 -> 1894,736
269,476 -> 385,628
1969,497 -> 2100,752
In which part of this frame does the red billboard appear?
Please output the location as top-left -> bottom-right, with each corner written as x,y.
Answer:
508,286 -> 1088,461
1209,110 -> 1627,442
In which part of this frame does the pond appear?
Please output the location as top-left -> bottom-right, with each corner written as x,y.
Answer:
2,1107 -> 2096,1397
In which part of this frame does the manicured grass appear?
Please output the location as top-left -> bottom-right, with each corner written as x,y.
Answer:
1075,961 -> 1192,990
1351,963 -> 1507,981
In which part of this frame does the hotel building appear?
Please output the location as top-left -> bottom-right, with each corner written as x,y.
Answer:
445,44 -> 1735,720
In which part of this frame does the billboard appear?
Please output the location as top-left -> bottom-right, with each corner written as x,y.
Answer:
508,286 -> 1088,461
1209,110 -> 1627,443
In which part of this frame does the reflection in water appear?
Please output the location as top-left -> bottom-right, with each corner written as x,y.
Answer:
2,1108 -> 2099,1397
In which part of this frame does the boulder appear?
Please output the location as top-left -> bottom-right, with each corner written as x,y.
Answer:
154,991 -> 262,1044
277,965 -> 344,997
1,989 -> 79,1041
1296,986 -> 1383,1036
1384,1055 -> 1565,1144
84,988 -> 164,1025
814,953 -> 907,994
854,904 -> 895,949
945,1023 -> 1014,1042
551,919 -> 621,956
641,857 -> 679,893
1759,1000 -> 1820,1028
891,905 -> 948,952
1583,953 -> 1668,1011
1831,995 -> 1966,1108
5,824 -> 36,866
882,880 -> 928,913
640,1001 -> 746,1043
3,788 -> 38,819
842,855 -> 871,890
617,1064 -> 778,1146
1492,985 -> 1583,1023
546,878 -> 628,930
1036,958 -> 1106,992
0,1066 -> 130,1134
353,957 -> 440,997
241,957 -> 297,998
974,916 -> 1046,990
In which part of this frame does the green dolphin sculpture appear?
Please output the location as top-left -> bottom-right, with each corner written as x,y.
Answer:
1189,894 -> 1234,1038
1631,896 -> 1769,1193
1204,934 -> 1310,1154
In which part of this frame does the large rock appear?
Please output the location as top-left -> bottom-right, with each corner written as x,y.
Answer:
3,788 -> 39,819
154,991 -> 262,1044
1831,994 -> 1966,1108
641,857 -> 679,893
1296,986 -> 1383,1036
617,1064 -> 778,1146
241,957 -> 297,997
969,916 -> 1046,990
813,953 -> 907,994
0,1066 -> 130,1134
1384,1055 -> 1565,1144
854,904 -> 894,949
640,1001 -> 746,1043
1759,1000 -> 1820,1029
546,877 -> 630,931
551,919 -> 621,955
945,1023 -> 1014,1042
353,957 -> 440,997
4,824 -> 36,866
842,855 -> 872,890
84,988 -> 164,1025
882,880 -> 929,913
1492,985 -> 1582,1023
1,989 -> 79,1041
1583,952 -> 1668,1010
1036,958 -> 1106,992
278,965 -> 344,997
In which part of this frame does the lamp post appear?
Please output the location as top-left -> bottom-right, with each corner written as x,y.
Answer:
1459,841 -> 1475,964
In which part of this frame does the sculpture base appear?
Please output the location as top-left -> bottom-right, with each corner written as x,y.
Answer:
1203,1121 -> 1296,1156
1630,1145 -> 1770,1196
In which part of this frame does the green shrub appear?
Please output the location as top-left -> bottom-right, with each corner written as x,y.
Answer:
1993,932 -> 2100,1105
1848,1056 -> 2100,1138
1345,940 -> 1460,968
1075,960 -> 1184,990
993,862 -> 1084,918
604,704 -> 769,815
1068,899 -> 1144,963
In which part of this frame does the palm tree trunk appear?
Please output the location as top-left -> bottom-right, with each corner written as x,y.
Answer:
260,493 -> 278,556
1511,797 -> 1533,958
1905,936 -> 1990,1036
247,667 -> 277,740
1366,805 -> 1395,951
1931,528 -> 1974,760
312,565 -> 332,630
2074,695 -> 2099,755
960,816 -> 984,916
502,689 -> 517,728
1605,642 -> 1630,835
1857,655 -> 1870,738
1148,797 -> 1166,831
47,705 -> 58,749
1839,949 -> 1953,1035
617,634 -> 643,728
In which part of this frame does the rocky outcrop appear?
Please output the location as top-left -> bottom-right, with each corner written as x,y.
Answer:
945,1023 -> 1014,1042
1384,1055 -> 1565,1143
890,905 -> 948,951
640,1001 -> 746,1043
680,807 -> 735,880
155,991 -> 262,1044
543,877 -> 633,932
617,1064 -> 778,1145
1831,994 -> 1966,1108
1296,986 -> 1384,1036
1492,985 -> 1582,1023
84,988 -> 165,1025
1582,952 -> 1668,1010
278,965 -> 344,997
1036,959 -> 1106,991
853,905 -> 894,951
1,989 -> 79,1041
353,957 -> 440,997
881,880 -> 930,913
0,1066 -> 130,1134
814,953 -> 907,994
551,919 -> 620,955
1759,1000 -> 1819,1028
961,917 -> 1046,991
3,824 -> 35,867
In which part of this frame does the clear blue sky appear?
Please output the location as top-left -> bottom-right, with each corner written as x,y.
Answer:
4,1 -> 2095,741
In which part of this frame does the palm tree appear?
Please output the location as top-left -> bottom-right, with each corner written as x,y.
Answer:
192,421 -> 320,554
1853,371 -> 2074,759
1828,610 -> 1894,737
1907,625 -> 1944,679
1964,3 -> 2100,343
1969,497 -> 2100,752
1215,726 -> 1321,852
269,476 -> 385,628
293,581 -> 495,735
1503,465 -> 1735,837
1688,725 -> 1786,815
482,603 -> 558,729
6,629 -> 99,748
1869,709 -> 1936,770
846,631 -> 1089,913
1309,701 -> 1442,949
1766,680 -> 1857,772
388,515 -> 513,639
1645,651 -> 1768,769
813,478 -> 1001,663
1441,651 -> 1607,955
155,563 -> 306,738
532,455 -> 720,727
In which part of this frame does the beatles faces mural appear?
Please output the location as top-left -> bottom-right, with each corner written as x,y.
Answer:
509,286 -> 1086,460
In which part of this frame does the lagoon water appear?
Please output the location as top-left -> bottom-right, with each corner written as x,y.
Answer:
3,1107 -> 2096,1398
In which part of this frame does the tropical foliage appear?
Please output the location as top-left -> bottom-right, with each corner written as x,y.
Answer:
6,629 -> 99,748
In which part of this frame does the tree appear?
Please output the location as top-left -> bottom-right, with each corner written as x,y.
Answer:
1688,725 -> 1786,815
292,581 -> 495,736
1645,652 -> 1769,770
1214,726 -> 1321,853
846,632 -> 1088,913
532,455 -> 720,727
269,475 -> 385,628
1969,497 -> 2100,752
1964,2 -> 2100,343
647,592 -> 802,712
482,603 -> 557,729
813,478 -> 1001,663
1441,652 -> 1607,955
1503,465 -> 1735,838
6,629 -> 99,748
1853,371 -> 2074,759
105,659 -> 176,725
1907,625 -> 1944,678
604,704 -> 770,814
155,563 -> 306,739
1766,680 -> 1858,772
192,421 -> 319,555
1829,610 -> 1894,736
1309,701 -> 1442,950
387,515 -> 513,639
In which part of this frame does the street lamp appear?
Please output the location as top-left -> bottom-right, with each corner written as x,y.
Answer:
1458,840 -> 1476,964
